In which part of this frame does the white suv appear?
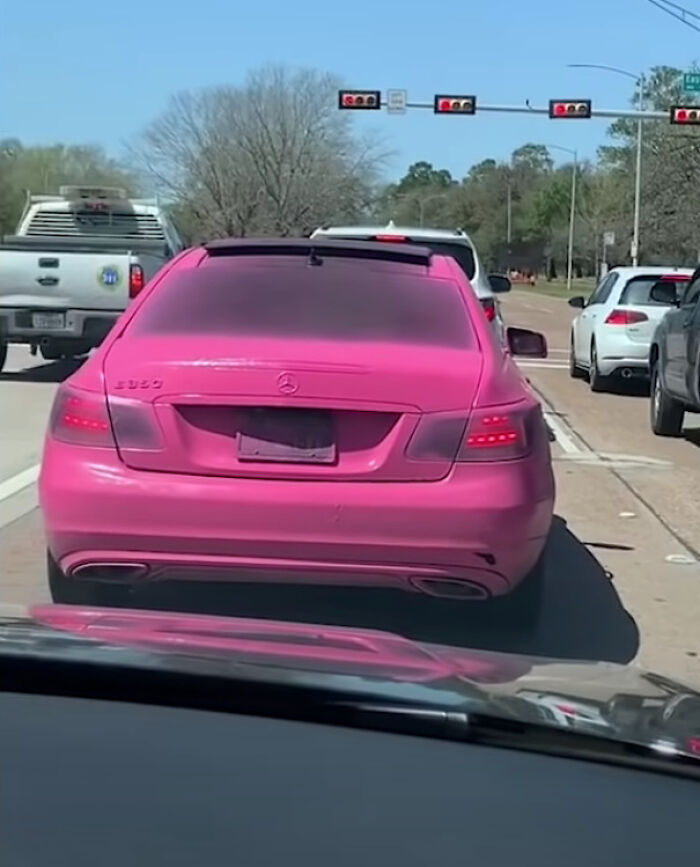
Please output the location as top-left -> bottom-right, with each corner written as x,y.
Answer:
309,224 -> 511,342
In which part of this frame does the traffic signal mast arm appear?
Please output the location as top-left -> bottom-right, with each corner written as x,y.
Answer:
403,99 -> 669,121
338,90 -> 693,122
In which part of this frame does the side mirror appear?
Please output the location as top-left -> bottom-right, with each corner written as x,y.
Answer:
568,296 -> 586,309
507,327 -> 548,358
488,274 -> 512,294
649,282 -> 679,306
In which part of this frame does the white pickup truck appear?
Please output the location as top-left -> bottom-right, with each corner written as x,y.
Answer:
0,185 -> 183,371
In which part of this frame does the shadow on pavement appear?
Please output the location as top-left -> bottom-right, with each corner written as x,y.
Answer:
126,515 -> 640,666
0,357 -> 84,383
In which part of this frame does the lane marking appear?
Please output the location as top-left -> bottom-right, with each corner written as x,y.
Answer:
543,411 -> 582,456
0,464 -> 40,502
557,453 -> 673,470
518,361 -> 568,370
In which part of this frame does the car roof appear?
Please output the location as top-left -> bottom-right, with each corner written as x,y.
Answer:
312,223 -> 476,246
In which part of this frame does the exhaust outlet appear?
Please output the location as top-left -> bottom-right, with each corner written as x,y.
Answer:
620,368 -> 633,379
410,577 -> 489,601
70,562 -> 150,583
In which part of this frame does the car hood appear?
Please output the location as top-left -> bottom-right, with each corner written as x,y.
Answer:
2,604 -> 699,762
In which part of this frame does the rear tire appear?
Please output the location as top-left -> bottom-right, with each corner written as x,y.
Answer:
650,362 -> 685,437
569,335 -> 585,379
588,342 -> 608,393
47,551 -> 133,608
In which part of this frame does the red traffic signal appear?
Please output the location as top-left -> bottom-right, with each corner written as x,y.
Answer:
670,105 -> 700,124
549,100 -> 592,119
434,95 -> 476,115
338,90 -> 381,110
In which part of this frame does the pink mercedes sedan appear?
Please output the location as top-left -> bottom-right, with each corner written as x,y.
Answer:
39,238 -> 555,626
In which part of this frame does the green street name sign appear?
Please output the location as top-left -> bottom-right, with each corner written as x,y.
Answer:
683,73 -> 700,93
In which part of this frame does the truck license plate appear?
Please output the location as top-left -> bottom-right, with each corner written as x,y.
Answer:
32,313 -> 65,330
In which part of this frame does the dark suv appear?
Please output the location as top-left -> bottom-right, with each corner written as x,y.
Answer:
649,265 -> 700,436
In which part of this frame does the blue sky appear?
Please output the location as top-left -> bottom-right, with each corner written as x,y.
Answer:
1,0 -> 698,181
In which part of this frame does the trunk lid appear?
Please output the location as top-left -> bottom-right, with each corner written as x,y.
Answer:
103,335 -> 483,482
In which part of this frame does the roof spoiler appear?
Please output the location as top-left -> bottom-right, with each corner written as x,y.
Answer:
204,237 -> 433,267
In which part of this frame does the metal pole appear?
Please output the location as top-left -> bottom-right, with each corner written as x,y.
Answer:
506,181 -> 512,245
632,74 -> 644,267
567,153 -> 577,292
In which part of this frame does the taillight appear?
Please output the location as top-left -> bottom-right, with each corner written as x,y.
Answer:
458,406 -> 534,462
49,385 -> 163,450
372,234 -> 408,242
605,309 -> 648,325
405,403 -> 542,463
49,385 -> 115,447
129,264 -> 145,298
480,298 -> 496,322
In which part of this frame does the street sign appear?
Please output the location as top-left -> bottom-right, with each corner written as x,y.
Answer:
603,231 -> 615,247
386,89 -> 407,115
683,72 -> 700,93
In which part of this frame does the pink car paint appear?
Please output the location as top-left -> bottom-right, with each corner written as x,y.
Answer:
39,243 -> 555,600
30,604 -> 533,684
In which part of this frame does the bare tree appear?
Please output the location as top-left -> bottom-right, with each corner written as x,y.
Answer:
133,65 -> 391,239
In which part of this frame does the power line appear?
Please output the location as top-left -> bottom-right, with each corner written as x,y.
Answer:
647,0 -> 700,32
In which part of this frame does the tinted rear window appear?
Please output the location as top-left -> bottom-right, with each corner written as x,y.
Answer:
129,257 -> 474,348
414,241 -> 476,280
619,275 -> 691,306
330,236 -> 476,280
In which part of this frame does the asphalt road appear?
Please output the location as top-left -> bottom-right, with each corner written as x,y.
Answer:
1,292 -> 699,686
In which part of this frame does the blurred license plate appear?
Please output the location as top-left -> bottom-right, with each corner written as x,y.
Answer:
32,312 -> 65,329
238,409 -> 336,464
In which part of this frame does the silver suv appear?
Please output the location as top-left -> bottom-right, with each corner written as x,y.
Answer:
309,223 -> 511,342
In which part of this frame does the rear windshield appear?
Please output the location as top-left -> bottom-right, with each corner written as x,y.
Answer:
414,241 -> 476,281
129,257 -> 474,348
330,236 -> 476,280
619,275 -> 691,306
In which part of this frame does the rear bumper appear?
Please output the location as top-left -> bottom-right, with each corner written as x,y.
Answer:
39,441 -> 555,598
596,332 -> 651,376
0,307 -> 121,345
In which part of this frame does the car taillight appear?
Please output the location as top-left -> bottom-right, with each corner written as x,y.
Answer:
129,264 -> 145,298
49,385 -> 164,450
605,309 -> 648,325
49,385 -> 115,447
405,404 -> 541,463
458,406 -> 534,462
480,298 -> 496,322
372,234 -> 408,242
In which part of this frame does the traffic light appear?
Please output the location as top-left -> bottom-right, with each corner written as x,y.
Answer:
338,90 -> 381,110
670,105 -> 700,125
548,100 -> 592,119
434,95 -> 476,115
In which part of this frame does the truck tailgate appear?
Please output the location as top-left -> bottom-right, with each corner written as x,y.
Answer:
0,238 -> 168,310
0,250 -> 134,310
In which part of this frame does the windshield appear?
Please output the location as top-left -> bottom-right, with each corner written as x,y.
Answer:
3,0 -> 700,780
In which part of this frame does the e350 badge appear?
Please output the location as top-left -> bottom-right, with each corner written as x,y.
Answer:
98,265 -> 122,289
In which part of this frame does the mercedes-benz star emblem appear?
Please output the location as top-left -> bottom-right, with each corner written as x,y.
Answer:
276,372 -> 299,395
